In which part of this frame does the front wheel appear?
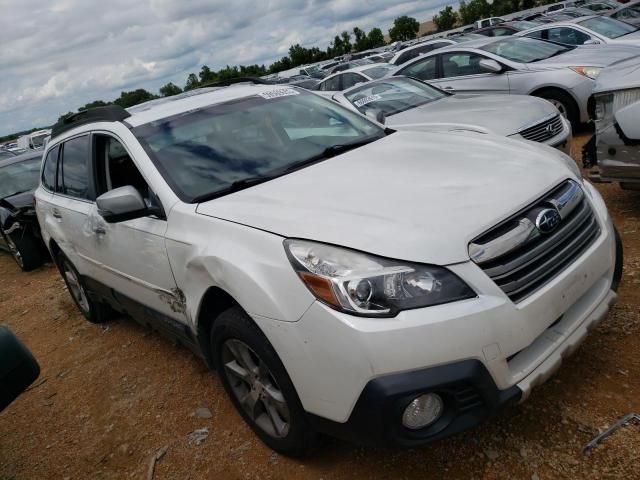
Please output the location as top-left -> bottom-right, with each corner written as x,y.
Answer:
211,307 -> 320,456
535,89 -> 579,130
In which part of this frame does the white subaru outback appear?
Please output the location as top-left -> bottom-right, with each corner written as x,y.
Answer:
35,83 -> 622,455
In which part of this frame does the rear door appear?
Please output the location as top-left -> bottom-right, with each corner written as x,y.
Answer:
429,51 -> 510,94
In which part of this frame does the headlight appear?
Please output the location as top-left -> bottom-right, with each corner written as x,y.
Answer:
284,239 -> 475,317
569,66 -> 602,80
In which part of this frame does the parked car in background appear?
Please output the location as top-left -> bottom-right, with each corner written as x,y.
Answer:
0,325 -> 40,412
606,1 -> 640,25
389,39 -> 456,65
559,7 -> 606,16
365,51 -> 394,63
392,36 -> 639,126
546,1 -> 579,13
16,129 -> 50,150
517,16 -> 640,46
324,58 -> 374,75
316,63 -> 395,91
0,151 -> 49,271
474,21 -> 541,37
584,55 -> 640,187
474,17 -> 505,28
36,85 -> 620,454
582,1 -> 617,12
331,76 -> 571,150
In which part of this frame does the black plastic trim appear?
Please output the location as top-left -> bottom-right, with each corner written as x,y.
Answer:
308,359 -> 521,448
51,106 -> 131,140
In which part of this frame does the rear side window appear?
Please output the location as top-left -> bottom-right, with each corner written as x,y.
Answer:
320,75 -> 341,91
42,145 -> 60,191
398,56 -> 437,81
60,135 -> 91,200
525,30 -> 545,39
547,27 -> 591,45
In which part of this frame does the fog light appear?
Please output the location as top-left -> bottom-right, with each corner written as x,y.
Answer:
402,393 -> 443,430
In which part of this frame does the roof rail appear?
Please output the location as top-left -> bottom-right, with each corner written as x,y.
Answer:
51,105 -> 131,140
198,77 -> 273,89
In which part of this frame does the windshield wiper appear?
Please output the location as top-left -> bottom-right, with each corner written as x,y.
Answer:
284,136 -> 384,173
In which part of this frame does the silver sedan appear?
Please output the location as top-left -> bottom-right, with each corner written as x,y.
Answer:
390,36 -> 640,126
331,76 -> 571,151
515,15 -> 640,46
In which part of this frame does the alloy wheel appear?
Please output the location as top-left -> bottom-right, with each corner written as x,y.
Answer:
62,261 -> 90,313
222,339 -> 290,438
548,99 -> 568,119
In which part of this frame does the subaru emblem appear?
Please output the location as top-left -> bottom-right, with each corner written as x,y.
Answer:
536,208 -> 561,234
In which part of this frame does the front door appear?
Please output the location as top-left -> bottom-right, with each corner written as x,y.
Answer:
430,51 -> 510,95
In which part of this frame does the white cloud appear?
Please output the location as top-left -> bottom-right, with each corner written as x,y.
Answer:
0,0 -> 454,135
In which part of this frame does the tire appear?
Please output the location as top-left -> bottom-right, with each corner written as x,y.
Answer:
534,89 -> 580,130
211,307 -> 320,456
612,227 -> 623,292
56,253 -> 111,324
4,232 -> 42,272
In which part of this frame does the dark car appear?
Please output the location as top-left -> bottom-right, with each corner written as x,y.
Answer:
474,21 -> 540,36
0,151 -> 48,270
0,325 -> 40,412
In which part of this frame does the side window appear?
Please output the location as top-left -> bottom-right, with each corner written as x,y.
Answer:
94,135 -> 150,201
525,30 -> 545,39
547,27 -> 590,45
341,73 -> 367,90
60,135 -> 91,200
42,145 -> 60,191
441,52 -> 489,78
320,76 -> 341,91
399,56 -> 437,81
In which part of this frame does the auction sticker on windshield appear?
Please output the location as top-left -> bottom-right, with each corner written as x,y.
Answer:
259,88 -> 300,99
354,94 -> 382,108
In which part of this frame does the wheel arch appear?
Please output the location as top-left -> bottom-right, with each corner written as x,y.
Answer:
529,86 -> 581,121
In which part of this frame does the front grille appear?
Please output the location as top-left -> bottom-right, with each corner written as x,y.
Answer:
470,181 -> 600,303
518,114 -> 564,143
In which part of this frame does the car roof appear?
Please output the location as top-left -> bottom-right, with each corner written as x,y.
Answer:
0,150 -> 42,168
321,63 -> 394,82
124,84 -> 308,128
339,75 -> 414,96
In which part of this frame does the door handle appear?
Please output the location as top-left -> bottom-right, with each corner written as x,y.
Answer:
94,227 -> 106,235
52,209 -> 62,219
442,86 -> 456,91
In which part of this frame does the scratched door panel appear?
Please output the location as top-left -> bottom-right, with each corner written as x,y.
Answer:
89,211 -> 187,322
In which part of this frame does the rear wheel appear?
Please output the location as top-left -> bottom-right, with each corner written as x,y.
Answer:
211,307 -> 320,456
534,89 -> 579,130
4,232 -> 42,272
57,253 -> 111,324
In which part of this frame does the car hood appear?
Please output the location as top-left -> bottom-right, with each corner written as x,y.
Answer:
530,44 -> 640,68
0,191 -> 35,212
386,94 -> 558,136
594,55 -> 640,93
196,131 -> 576,265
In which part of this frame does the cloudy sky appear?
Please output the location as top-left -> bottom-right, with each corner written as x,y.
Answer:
0,0 -> 455,136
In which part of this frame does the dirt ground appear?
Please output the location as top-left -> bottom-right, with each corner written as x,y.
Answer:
2,134 -> 640,480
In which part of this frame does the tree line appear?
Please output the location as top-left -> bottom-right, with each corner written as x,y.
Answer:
43,15 -> 421,127
433,0 -> 545,32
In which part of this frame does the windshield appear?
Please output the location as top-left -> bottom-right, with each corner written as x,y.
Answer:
578,16 -> 638,38
451,33 -> 486,42
345,77 -> 447,116
481,37 -> 572,62
362,65 -> 395,79
134,89 -> 384,202
0,159 -> 41,198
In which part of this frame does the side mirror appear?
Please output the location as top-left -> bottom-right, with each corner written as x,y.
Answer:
583,39 -> 600,45
97,186 -> 148,223
365,108 -> 386,124
479,59 -> 503,74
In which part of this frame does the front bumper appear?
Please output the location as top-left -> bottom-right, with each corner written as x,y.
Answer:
590,123 -> 640,187
252,183 -> 619,447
